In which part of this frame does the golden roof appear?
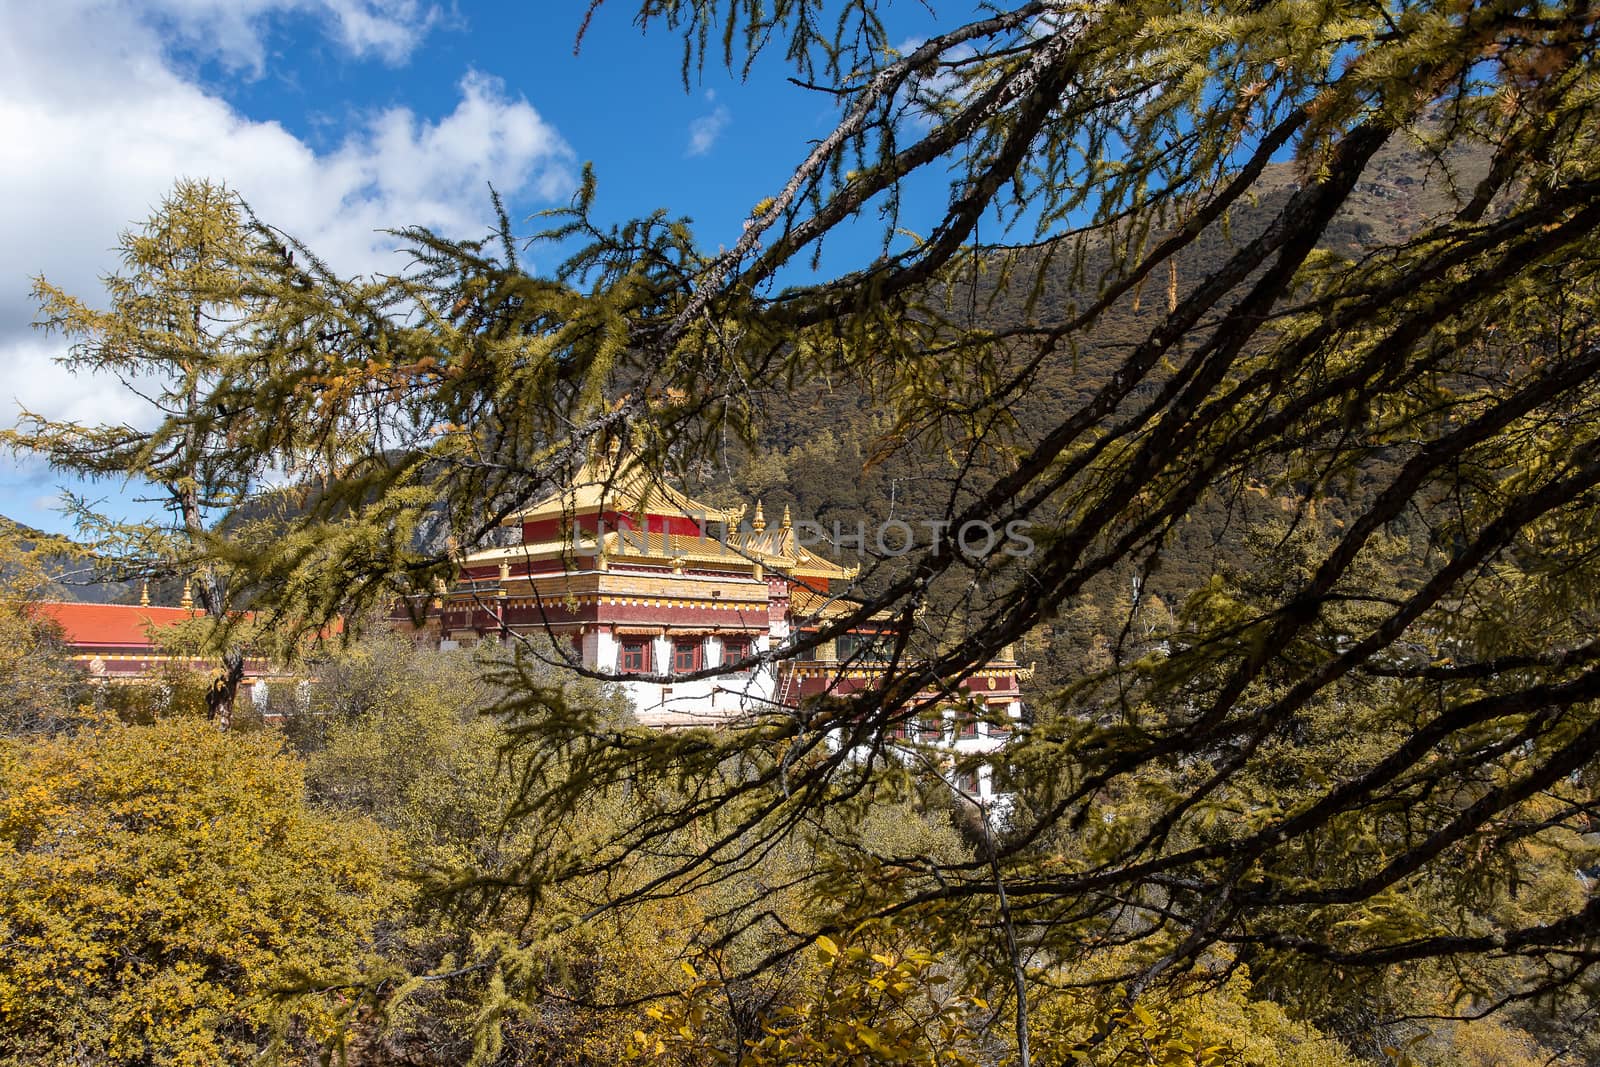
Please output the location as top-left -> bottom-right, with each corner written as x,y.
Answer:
789,585 -> 863,619
490,445 -> 855,582
507,448 -> 738,527
461,528 -> 854,582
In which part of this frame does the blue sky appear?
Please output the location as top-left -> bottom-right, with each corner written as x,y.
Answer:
0,1 -> 967,537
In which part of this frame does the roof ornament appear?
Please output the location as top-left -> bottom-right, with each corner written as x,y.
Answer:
752,500 -> 767,534
780,505 -> 792,531
180,578 -> 194,611
139,580 -> 150,608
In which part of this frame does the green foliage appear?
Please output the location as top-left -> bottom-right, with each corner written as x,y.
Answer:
0,520 -> 84,736
2,180 -> 273,597
0,717 -> 397,1064
300,629 -> 630,871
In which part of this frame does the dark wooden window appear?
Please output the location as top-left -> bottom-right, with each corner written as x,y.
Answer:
620,639 -> 651,673
957,711 -> 980,739
673,639 -> 701,673
837,633 -> 891,662
722,636 -> 751,666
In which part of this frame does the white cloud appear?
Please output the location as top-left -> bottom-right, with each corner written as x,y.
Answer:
124,0 -> 440,71
0,2 -> 575,435
686,96 -> 730,157
2,339 -> 164,430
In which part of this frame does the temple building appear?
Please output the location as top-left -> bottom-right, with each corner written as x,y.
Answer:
398,448 -> 1026,798
34,587 -> 279,696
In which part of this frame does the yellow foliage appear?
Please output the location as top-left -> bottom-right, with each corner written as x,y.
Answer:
1030,967 -> 1363,1067
0,718 -> 399,1065
633,934 -> 987,1066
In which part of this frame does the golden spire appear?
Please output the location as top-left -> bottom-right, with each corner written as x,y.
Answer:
139,580 -> 150,607
752,500 -> 767,534
780,505 -> 791,531
180,578 -> 193,611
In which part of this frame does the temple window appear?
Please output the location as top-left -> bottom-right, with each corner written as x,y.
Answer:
620,639 -> 651,674
722,636 -> 751,666
837,633 -> 891,662
673,638 -> 701,673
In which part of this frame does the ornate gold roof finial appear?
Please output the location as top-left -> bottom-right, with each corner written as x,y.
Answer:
752,500 -> 767,534
139,580 -> 150,607
180,578 -> 194,611
780,505 -> 791,531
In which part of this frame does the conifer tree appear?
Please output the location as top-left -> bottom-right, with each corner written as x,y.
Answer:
3,179 -> 273,721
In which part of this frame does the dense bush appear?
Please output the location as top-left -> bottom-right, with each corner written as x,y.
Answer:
0,717 -> 398,1065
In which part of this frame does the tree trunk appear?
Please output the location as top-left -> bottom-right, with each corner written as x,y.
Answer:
206,648 -> 244,730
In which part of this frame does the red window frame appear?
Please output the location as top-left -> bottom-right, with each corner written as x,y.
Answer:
987,706 -> 1012,738
722,636 -> 751,666
673,638 -> 701,673
620,639 -> 651,674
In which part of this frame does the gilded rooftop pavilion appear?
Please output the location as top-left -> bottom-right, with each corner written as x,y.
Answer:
400,447 -> 1026,799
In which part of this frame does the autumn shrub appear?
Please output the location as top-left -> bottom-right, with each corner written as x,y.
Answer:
0,717 -> 399,1065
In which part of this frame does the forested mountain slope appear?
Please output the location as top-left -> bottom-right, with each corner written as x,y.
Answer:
697,135 -> 1496,686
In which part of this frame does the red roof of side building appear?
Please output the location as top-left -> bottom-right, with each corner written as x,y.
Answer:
34,602 -> 205,650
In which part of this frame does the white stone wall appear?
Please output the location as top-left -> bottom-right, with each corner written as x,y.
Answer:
601,629 -> 778,728
827,698 -> 1023,802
